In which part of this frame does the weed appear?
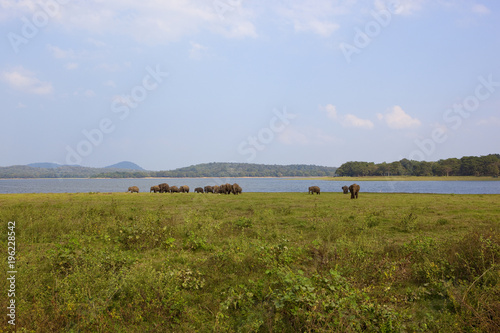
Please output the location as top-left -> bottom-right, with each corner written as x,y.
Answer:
234,217 -> 253,229
183,231 -> 209,251
399,212 -> 418,232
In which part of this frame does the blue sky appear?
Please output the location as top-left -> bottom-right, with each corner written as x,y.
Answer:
1,0 -> 499,170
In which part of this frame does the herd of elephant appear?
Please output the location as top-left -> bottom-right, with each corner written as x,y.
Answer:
128,183 -> 360,198
309,184 -> 360,199
127,183 -> 243,195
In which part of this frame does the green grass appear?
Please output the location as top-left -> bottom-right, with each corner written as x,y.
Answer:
1,192 -> 499,332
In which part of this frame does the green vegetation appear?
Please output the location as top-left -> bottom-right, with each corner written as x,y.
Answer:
337,154 -> 500,177
0,163 -> 337,179
99,163 -> 338,179
1,192 -> 499,332
2,154 -> 499,179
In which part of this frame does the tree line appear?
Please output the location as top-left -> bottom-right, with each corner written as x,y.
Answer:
0,163 -> 338,179
335,154 -> 500,177
94,163 -> 339,178
2,156 -> 498,179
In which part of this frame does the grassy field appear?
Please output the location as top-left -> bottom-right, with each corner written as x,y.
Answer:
295,176 -> 500,181
1,192 -> 499,332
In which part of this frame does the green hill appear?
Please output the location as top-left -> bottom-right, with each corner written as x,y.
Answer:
93,162 -> 338,178
0,162 -> 336,179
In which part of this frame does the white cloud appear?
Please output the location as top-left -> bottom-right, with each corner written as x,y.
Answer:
216,20 -> 257,39
375,0 -> 427,16
0,0 -> 257,44
47,44 -> 76,59
276,0 -> 347,37
472,4 -> 490,15
50,0 -> 255,43
65,63 -> 79,70
321,104 -> 374,129
321,104 -> 338,120
341,114 -> 374,129
477,116 -> 500,126
377,105 -> 421,129
189,41 -> 209,60
2,67 -> 53,95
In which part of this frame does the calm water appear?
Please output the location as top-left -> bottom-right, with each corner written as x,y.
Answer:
0,178 -> 499,194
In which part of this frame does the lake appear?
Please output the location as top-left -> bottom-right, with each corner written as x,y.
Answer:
0,178 -> 499,194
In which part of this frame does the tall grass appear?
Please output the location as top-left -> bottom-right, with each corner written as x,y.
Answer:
0,192 -> 499,332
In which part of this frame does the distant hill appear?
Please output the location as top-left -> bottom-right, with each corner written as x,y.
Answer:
93,162 -> 338,178
27,162 -> 63,169
0,162 -> 335,179
105,161 -> 144,170
0,161 -> 146,179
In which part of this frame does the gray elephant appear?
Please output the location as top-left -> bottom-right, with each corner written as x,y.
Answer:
127,186 -> 139,193
349,184 -> 360,199
194,187 -> 204,193
179,185 -> 190,193
159,183 -> 170,193
150,185 -> 160,193
232,183 -> 242,195
342,186 -> 349,194
169,186 -> 180,193
204,185 -> 214,193
308,186 -> 320,195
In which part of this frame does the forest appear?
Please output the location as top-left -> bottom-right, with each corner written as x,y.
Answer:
1,155 -> 498,178
336,154 -> 500,177
0,163 -> 338,179
94,163 -> 339,178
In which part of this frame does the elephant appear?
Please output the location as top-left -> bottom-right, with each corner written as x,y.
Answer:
169,186 -> 180,193
224,183 -> 232,194
308,186 -> 320,195
179,185 -> 190,193
159,183 -> 170,193
342,186 -> 349,194
232,183 -> 242,195
213,185 -> 220,194
127,186 -> 139,193
349,184 -> 360,199
194,187 -> 204,193
204,185 -> 214,193
150,185 -> 160,193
